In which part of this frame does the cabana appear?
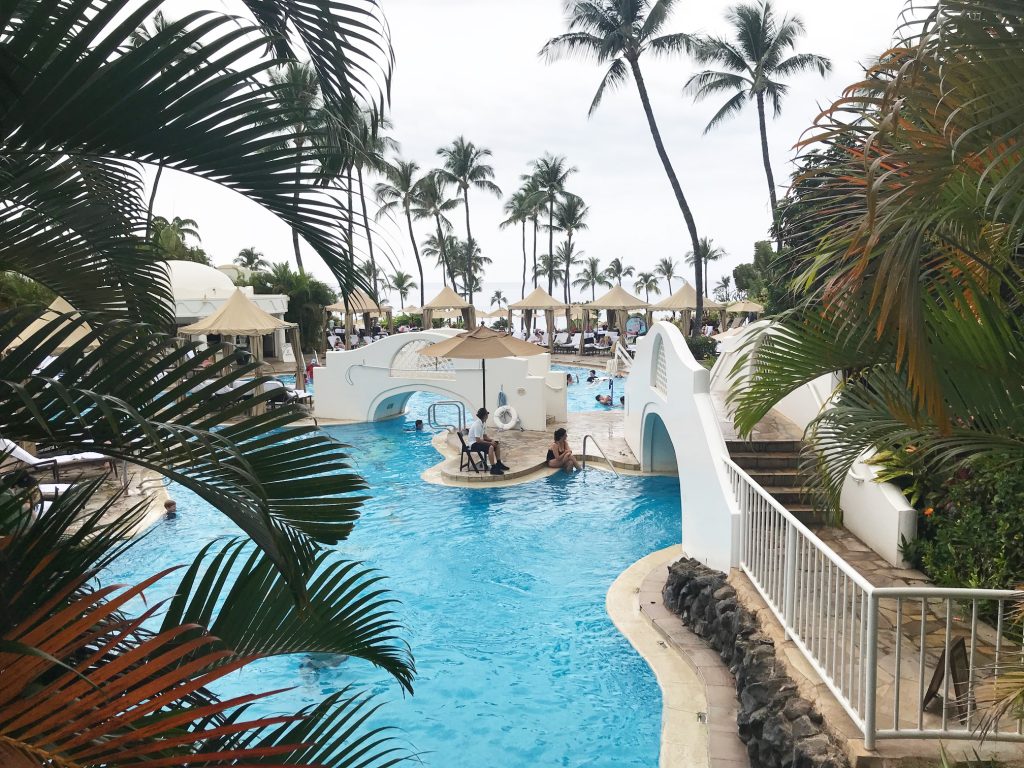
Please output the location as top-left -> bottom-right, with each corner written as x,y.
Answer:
421,286 -> 475,330
652,281 -> 725,332
326,289 -> 393,349
10,297 -> 99,352
180,288 -> 305,391
589,285 -> 649,355
507,288 -> 567,352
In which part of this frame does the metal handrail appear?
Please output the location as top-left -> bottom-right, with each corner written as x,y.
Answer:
428,400 -> 467,433
580,434 -> 621,477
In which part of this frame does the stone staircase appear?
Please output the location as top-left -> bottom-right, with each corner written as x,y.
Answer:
725,439 -> 825,527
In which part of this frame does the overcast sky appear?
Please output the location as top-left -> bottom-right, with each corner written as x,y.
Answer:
155,0 -> 906,304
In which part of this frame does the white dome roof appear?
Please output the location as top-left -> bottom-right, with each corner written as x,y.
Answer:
166,260 -> 237,300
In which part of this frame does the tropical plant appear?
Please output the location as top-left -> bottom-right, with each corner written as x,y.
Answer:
554,192 -> 589,303
712,274 -> 733,303
685,0 -> 831,247
413,171 -> 460,288
527,154 -> 576,297
0,1 -> 411,759
501,183 -> 545,299
634,271 -> 661,302
732,262 -> 763,299
151,215 -> 209,264
574,256 -> 611,301
437,137 -> 502,302
234,246 -> 266,271
730,0 -> 1024,527
655,257 -> 678,294
253,262 -> 337,351
604,257 -> 635,287
542,0 -> 705,335
449,238 -> 491,299
491,290 -> 508,308
685,236 -> 727,296
375,158 -> 425,307
359,258 -> 387,296
387,270 -> 417,309
534,253 -> 564,290
0,273 -> 53,311
555,241 -> 585,303
422,233 -> 461,288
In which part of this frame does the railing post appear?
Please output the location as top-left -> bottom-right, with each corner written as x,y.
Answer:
864,593 -> 879,750
783,522 -> 798,629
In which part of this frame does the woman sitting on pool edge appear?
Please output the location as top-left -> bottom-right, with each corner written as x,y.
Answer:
546,428 -> 580,473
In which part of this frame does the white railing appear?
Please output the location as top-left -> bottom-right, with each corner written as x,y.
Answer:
725,457 -> 1024,749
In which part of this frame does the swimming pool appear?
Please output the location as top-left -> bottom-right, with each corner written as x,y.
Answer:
108,394 -> 679,766
553,364 -> 627,413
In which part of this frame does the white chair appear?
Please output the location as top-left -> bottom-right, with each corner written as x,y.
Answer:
552,332 -> 570,348
0,438 -> 114,481
558,333 -> 581,352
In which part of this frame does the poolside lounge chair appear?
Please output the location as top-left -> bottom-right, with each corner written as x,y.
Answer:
551,332 -> 569,349
456,431 -> 489,473
0,438 -> 115,481
557,333 -> 581,353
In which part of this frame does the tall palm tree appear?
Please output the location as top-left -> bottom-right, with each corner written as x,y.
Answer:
525,177 -> 545,289
712,274 -> 732,303
655,257 -> 678,294
685,237 -> 727,296
387,270 -> 417,309
554,192 -> 589,303
347,110 -> 398,296
528,154 -> 576,296
412,170 -> 459,287
634,271 -> 661,302
268,61 -> 324,276
573,256 -> 611,301
491,290 -> 508,308
235,246 -> 269,271
422,233 -> 461,288
534,253 -> 564,290
543,0 -> 706,335
555,241 -> 584,304
450,237 -> 491,300
130,11 -> 201,239
375,158 -> 425,307
604,257 -> 635,287
686,0 -> 831,248
501,184 -> 544,300
437,136 -> 502,302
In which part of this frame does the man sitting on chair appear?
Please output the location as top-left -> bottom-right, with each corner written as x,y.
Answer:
469,408 -> 508,476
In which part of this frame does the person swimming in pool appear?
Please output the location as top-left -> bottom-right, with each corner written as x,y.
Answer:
586,369 -> 599,383
595,394 -> 613,406
546,427 -> 580,473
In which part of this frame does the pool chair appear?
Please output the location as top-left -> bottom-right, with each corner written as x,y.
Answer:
556,333 -> 580,353
0,438 -> 116,481
551,332 -> 570,349
456,431 -> 489,473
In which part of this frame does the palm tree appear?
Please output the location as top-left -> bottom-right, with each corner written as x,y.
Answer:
501,184 -> 545,300
387,270 -> 417,309
151,215 -> 207,262
573,256 -> 611,301
235,246 -> 269,271
543,0 -> 706,336
655,257 -> 678,294
712,274 -> 733,303
422,233 -> 461,288
528,154 -> 577,296
534,253 -> 564,291
0,0 -> 411,762
491,290 -> 508,308
413,170 -> 459,287
375,158 -> 425,307
450,237 -> 491,299
268,61 -> 324,276
604,257 -> 635,287
555,241 -> 584,304
686,1 -> 831,248
347,111 -> 399,295
130,11 -> 202,239
685,237 -> 727,296
437,137 -> 502,302
554,192 -> 589,303
634,271 -> 661,303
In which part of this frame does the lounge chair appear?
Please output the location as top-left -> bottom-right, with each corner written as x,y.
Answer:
0,438 -> 115,481
551,332 -> 570,349
557,333 -> 581,353
456,431 -> 489,473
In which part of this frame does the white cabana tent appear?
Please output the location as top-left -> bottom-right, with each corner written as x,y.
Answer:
421,286 -> 475,329
10,297 -> 99,352
507,288 -> 567,351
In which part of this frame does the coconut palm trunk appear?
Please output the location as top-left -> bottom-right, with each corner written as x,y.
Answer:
756,92 -> 782,252
521,220 -> 527,300
433,215 -> 449,287
292,145 -> 306,275
532,219 -> 539,289
462,186 -> 474,303
145,161 -> 164,241
628,57 -> 702,335
404,207 -> 425,307
563,232 -> 573,304
356,165 -> 378,295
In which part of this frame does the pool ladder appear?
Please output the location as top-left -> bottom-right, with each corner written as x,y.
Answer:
580,434 -> 621,477
428,400 -> 467,433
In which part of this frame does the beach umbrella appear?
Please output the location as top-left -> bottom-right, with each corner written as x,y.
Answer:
419,325 -> 544,411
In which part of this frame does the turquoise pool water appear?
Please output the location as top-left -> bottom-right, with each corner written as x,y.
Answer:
554,364 -> 627,413
109,393 -> 679,766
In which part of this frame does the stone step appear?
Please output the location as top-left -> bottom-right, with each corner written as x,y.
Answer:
745,468 -> 806,487
788,504 -> 829,527
725,439 -> 804,454
761,487 -> 809,505
728,451 -> 802,470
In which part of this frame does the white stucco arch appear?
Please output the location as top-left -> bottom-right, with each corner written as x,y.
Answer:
624,322 -> 740,572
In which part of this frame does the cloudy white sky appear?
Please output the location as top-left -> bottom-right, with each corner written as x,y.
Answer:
154,0 -> 907,304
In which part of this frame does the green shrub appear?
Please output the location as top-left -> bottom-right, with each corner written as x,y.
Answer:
684,334 -> 718,361
902,457 -> 1024,591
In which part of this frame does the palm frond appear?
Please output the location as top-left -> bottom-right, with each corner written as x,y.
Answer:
589,57 -> 630,115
